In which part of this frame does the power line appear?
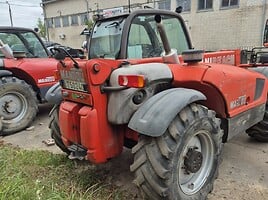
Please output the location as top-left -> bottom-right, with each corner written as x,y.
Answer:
0,1 -> 40,7
10,3 -> 40,7
0,0 -> 42,27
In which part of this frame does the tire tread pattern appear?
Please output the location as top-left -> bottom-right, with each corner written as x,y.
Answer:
246,103 -> 268,142
130,103 -> 223,200
49,106 -> 70,154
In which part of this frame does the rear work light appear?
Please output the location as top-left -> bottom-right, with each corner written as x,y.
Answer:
118,75 -> 145,88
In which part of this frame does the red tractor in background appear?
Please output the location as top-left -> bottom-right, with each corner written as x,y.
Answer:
0,27 -> 59,135
0,27 -> 85,135
46,9 -> 268,200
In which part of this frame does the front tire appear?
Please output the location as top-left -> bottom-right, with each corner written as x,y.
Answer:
246,103 -> 268,142
130,104 -> 223,200
0,76 -> 38,135
49,105 -> 70,154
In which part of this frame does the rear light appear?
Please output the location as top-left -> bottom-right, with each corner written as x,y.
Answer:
118,75 -> 145,88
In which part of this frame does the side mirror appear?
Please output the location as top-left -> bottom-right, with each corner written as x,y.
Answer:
52,47 -> 66,61
53,46 -> 79,68
54,51 -> 66,61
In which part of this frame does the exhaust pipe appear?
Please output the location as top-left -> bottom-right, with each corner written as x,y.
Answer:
155,14 -> 179,64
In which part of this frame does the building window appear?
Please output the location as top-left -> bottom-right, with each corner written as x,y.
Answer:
71,15 -> 78,26
62,16 -> 69,27
80,13 -> 88,25
54,17 -> 61,28
198,0 -> 213,10
176,0 -> 191,12
158,0 -> 171,10
46,18 -> 53,28
221,0 -> 239,7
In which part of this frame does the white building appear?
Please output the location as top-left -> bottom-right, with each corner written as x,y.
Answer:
181,0 -> 268,50
41,0 -> 268,51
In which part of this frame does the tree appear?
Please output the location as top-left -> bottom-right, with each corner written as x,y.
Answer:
85,19 -> 94,31
36,18 -> 46,38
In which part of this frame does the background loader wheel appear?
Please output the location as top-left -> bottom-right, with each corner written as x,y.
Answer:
49,106 -> 70,154
130,104 -> 223,200
246,103 -> 268,142
0,116 -> 2,132
0,76 -> 38,135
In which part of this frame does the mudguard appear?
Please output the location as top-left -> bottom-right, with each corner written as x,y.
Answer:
0,70 -> 12,77
45,82 -> 62,105
108,62 -> 172,124
128,88 -> 206,137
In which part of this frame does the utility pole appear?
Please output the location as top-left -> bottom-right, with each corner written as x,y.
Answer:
6,1 -> 13,26
85,0 -> 89,19
40,3 -> 49,41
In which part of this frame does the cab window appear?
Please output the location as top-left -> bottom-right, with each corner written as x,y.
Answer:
127,14 -> 189,59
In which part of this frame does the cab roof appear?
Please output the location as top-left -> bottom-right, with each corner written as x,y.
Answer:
0,26 -> 34,32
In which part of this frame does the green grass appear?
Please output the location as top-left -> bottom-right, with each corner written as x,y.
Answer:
0,144 -> 132,200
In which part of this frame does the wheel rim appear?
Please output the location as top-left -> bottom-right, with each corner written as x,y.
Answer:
0,92 -> 28,123
178,130 -> 215,195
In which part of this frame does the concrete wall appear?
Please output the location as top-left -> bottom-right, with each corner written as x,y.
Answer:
42,0 -> 89,48
182,0 -> 268,51
42,0 -> 268,51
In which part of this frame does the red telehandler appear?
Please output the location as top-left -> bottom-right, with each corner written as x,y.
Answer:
46,8 -> 268,200
0,27 -> 59,135
0,27 -> 85,135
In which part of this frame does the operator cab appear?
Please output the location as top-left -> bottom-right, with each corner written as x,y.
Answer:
0,27 -> 48,59
88,9 -> 192,60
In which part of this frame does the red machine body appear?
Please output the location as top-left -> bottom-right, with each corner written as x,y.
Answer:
3,57 -> 58,89
50,9 -> 268,200
57,49 -> 267,163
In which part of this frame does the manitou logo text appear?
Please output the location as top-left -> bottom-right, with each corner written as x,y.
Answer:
204,54 -> 235,65
38,76 -> 55,83
230,95 -> 247,109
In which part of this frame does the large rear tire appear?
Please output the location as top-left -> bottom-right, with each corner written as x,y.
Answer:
49,105 -> 70,154
0,76 -> 38,135
246,103 -> 268,142
130,104 -> 223,200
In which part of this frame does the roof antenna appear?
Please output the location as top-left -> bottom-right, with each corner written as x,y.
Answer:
128,0 -> 131,13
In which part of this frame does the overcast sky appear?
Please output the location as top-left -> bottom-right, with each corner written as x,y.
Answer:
0,0 -> 43,29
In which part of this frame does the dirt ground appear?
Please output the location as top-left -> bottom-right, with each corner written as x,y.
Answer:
1,103 -> 268,200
